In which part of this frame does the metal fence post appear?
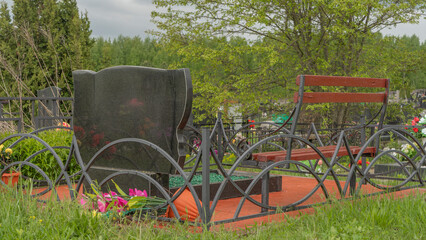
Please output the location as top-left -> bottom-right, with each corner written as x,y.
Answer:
201,128 -> 211,228
360,113 -> 366,185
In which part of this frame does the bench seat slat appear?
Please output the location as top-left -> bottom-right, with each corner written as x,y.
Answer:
252,146 -> 375,162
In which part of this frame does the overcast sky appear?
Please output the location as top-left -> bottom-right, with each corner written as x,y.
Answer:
2,0 -> 426,42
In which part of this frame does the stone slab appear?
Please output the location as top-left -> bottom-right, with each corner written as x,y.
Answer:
374,163 -> 426,177
170,174 -> 282,201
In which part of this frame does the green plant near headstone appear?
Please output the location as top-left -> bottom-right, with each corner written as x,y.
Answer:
0,130 -> 80,181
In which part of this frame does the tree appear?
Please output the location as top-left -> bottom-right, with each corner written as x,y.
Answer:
151,0 -> 426,122
90,36 -> 174,71
0,0 -> 93,98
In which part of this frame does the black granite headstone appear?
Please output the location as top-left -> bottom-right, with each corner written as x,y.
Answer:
73,66 -> 192,192
37,86 -> 61,128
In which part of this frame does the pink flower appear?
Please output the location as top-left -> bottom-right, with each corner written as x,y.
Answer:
102,191 -> 118,201
80,197 -> 87,206
412,120 -> 417,126
129,188 -> 147,197
97,200 -> 107,212
115,197 -> 128,209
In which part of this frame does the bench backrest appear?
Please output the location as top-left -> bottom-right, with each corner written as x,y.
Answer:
290,75 -> 390,135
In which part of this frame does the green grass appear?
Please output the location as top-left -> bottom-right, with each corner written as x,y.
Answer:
0,182 -> 425,239
256,192 -> 426,240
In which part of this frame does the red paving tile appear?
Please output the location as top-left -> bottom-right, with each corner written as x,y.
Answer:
33,175 -> 425,230
211,176 -> 425,230
31,184 -> 83,200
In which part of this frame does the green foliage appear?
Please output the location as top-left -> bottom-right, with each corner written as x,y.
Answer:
0,183 -> 425,239
0,186 -> 118,239
268,193 -> 426,239
0,130 -> 80,181
90,36 -> 174,71
0,0 -> 93,98
360,34 -> 426,94
385,102 -> 422,124
151,0 -> 426,122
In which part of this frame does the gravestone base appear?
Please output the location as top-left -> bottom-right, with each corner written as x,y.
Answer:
374,163 -> 426,177
84,166 -> 169,198
170,171 -> 282,201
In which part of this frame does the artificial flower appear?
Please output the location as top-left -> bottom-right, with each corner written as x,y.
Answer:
80,196 -> 87,206
97,199 -> 107,212
129,188 -> 147,197
102,191 -> 117,201
357,160 -> 370,165
5,148 -> 12,155
115,197 -> 128,209
56,122 -> 71,131
80,182 -> 165,216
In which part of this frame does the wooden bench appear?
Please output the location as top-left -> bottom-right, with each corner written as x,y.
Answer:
253,75 -> 389,212
253,74 -> 389,167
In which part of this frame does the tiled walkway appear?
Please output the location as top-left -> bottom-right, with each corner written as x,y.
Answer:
210,176 -> 424,229
33,175 -> 425,230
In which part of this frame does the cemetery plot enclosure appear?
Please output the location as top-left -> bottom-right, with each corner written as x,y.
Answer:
1,69 -> 425,229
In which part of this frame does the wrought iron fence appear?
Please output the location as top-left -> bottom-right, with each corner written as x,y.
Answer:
0,97 -> 73,132
1,122 -> 425,230
1,112 -> 426,230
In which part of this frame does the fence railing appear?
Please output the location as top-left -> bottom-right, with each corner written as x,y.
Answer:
0,97 -> 73,132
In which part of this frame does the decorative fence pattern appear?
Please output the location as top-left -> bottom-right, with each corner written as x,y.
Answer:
1,117 -> 425,229
0,96 -> 73,132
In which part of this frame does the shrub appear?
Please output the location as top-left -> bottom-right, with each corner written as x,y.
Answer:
0,130 -> 80,182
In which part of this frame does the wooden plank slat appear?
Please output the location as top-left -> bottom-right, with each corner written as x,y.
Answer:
294,92 -> 386,103
296,75 -> 388,88
253,145 -> 338,162
274,146 -> 375,161
252,146 -> 376,162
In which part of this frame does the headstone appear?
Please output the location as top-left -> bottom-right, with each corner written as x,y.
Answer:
73,66 -> 192,193
37,86 -> 61,128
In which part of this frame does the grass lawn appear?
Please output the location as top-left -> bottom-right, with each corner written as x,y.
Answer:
0,183 -> 425,239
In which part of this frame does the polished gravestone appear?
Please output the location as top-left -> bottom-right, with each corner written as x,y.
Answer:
73,66 -> 192,194
36,86 -> 61,128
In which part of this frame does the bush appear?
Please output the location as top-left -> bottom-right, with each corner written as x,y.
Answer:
0,129 -> 80,182
385,102 -> 422,124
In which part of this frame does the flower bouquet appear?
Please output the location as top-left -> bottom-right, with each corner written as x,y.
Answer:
407,116 -> 426,139
80,181 -> 167,217
401,144 -> 417,159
